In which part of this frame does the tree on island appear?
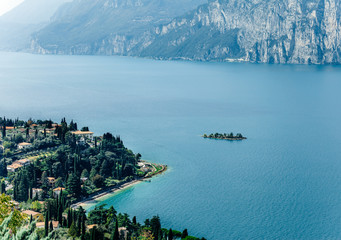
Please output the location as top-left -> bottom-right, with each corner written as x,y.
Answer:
182,229 -> 188,238
168,228 -> 174,240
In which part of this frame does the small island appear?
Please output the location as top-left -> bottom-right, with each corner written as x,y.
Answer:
203,132 -> 247,141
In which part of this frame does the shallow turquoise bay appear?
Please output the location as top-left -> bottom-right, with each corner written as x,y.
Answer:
1,52 -> 341,239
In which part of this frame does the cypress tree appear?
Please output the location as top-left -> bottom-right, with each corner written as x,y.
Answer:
58,205 -> 62,225
2,117 -> 6,138
112,220 -> 119,240
0,160 -> 7,178
49,221 -> 54,232
26,127 -> 29,140
133,216 -> 137,225
168,228 -> 173,240
181,229 -> 188,239
67,208 -> 72,228
77,211 -> 82,236
81,210 -> 86,238
44,212 -> 49,237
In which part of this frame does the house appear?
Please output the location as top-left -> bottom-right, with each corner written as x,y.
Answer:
36,221 -> 59,229
80,177 -> 88,183
53,187 -> 65,198
22,210 -> 43,221
15,158 -> 31,166
10,200 -> 20,209
7,163 -> 23,172
17,142 -> 32,150
87,224 -> 98,231
71,131 -> 94,141
47,177 -> 56,187
32,188 -> 44,200
119,227 -> 128,240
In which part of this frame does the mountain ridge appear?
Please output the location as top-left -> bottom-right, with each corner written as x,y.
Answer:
30,0 -> 341,64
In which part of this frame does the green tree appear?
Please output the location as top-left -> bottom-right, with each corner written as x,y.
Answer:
150,216 -> 161,240
87,205 -> 108,225
49,221 -> 54,232
68,222 -> 77,238
100,159 -> 111,177
111,220 -> 119,240
66,173 -> 81,199
44,211 -> 49,237
168,228 -> 173,240
92,174 -> 104,188
181,229 -> 188,239
0,160 -> 7,178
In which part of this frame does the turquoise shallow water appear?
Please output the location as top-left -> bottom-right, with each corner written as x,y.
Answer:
1,52 -> 341,239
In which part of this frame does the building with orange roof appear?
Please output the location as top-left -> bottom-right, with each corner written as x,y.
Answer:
53,187 -> 65,197
7,163 -> 23,172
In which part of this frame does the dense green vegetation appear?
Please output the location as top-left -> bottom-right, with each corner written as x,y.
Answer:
0,117 -> 205,239
1,117 -> 139,203
203,132 -> 246,140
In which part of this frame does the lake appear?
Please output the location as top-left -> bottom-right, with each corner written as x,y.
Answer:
1,52 -> 341,239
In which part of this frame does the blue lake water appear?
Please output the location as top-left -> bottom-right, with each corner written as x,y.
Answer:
1,52 -> 341,239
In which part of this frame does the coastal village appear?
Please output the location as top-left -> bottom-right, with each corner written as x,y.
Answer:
0,117 -> 201,240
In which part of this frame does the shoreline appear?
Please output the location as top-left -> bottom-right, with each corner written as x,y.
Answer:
71,164 -> 167,210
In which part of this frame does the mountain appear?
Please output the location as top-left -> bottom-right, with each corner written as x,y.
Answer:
0,0 -> 71,51
31,0 -> 341,64
135,0 -> 341,64
30,0 -> 207,55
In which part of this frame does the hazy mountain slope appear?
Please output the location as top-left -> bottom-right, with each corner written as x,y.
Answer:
30,0 -> 207,55
0,0 -> 72,24
136,0 -> 341,64
0,0 -> 71,51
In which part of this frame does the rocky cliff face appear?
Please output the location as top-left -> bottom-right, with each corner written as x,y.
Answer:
31,0 -> 341,64
136,0 -> 341,64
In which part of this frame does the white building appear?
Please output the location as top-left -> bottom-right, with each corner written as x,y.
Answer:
32,188 -> 44,200
71,130 -> 94,144
17,142 -> 32,150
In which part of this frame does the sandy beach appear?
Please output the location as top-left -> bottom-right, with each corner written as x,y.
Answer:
71,164 -> 167,210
